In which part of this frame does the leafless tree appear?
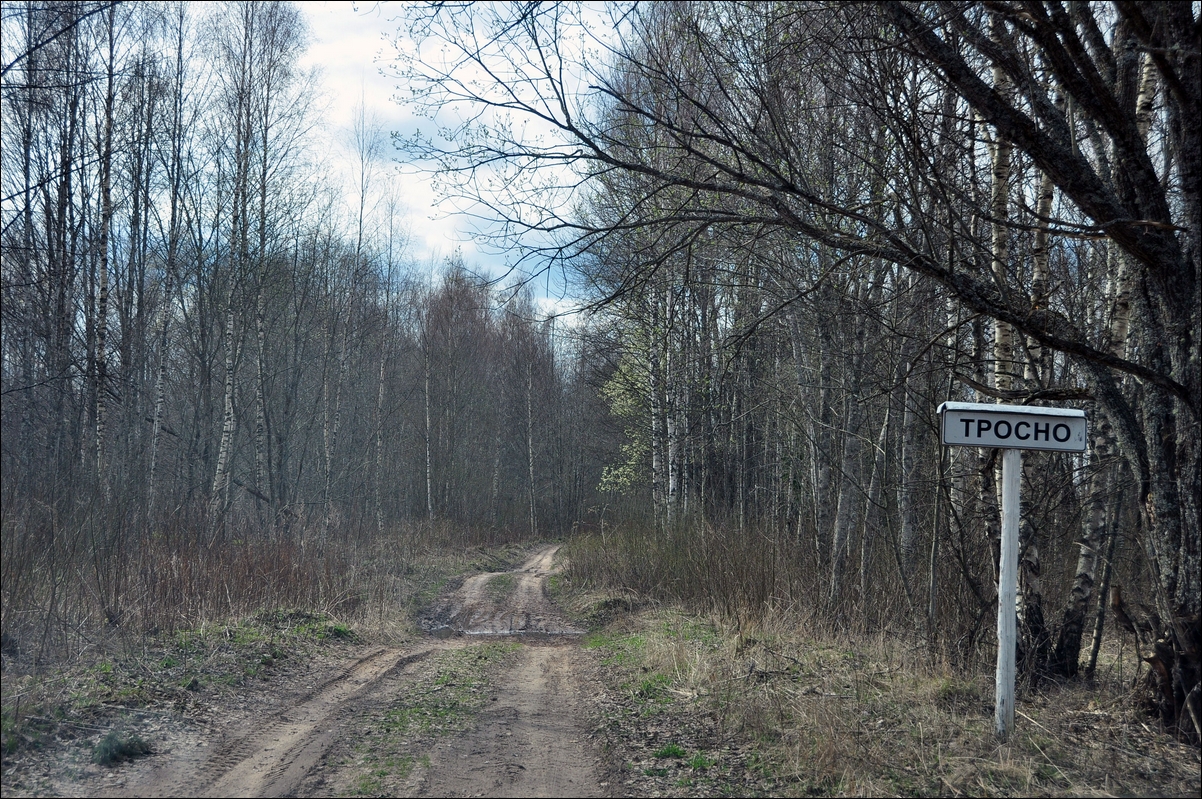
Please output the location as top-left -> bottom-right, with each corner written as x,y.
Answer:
393,0 -> 1198,731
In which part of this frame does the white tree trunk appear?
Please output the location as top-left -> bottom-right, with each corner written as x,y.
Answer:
208,304 -> 238,543
527,363 -> 537,537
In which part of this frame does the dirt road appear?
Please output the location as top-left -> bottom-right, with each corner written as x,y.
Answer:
420,544 -> 586,638
409,644 -> 601,798
88,545 -> 603,798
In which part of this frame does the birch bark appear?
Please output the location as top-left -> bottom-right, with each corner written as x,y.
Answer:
1053,53 -> 1157,677
93,4 -> 117,494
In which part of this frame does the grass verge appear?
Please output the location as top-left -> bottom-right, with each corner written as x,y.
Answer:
577,605 -> 1202,798
1,609 -> 365,777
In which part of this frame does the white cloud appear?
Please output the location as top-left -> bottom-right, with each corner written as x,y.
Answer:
297,0 -> 509,275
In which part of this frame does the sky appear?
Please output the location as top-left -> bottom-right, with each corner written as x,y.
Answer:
297,2 -> 463,268
296,0 -> 576,318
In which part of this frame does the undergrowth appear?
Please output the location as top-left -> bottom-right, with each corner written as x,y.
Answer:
0,534 -> 528,770
91,730 -> 151,766
574,603 -> 1202,798
560,518 -> 1199,797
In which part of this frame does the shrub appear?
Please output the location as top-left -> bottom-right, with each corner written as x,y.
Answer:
92,730 -> 151,765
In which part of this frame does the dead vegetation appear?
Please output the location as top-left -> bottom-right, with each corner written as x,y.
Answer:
0,533 -> 528,777
3,535 -> 1198,798
567,601 -> 1201,797
556,532 -> 1202,798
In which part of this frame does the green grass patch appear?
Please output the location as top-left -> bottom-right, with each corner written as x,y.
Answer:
349,641 -> 520,795
660,617 -> 720,647
91,730 -> 151,765
484,573 -> 517,603
0,542 -> 523,773
584,631 -> 645,667
350,755 -> 415,795
1,709 -> 57,757
653,743 -> 686,758
633,672 -> 670,701
381,643 -> 517,736
37,609 -> 362,718
934,676 -> 981,711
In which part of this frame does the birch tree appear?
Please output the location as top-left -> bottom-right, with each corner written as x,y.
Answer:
395,0 -> 1199,729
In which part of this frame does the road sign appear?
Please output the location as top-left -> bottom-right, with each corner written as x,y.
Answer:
938,401 -> 1086,452
937,401 -> 1086,741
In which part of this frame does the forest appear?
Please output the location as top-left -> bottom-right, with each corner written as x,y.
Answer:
1,0 -> 1198,745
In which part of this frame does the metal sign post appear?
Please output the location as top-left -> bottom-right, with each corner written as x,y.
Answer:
937,402 -> 1086,741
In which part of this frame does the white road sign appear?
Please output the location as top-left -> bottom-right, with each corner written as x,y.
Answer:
937,399 -> 1087,742
937,401 -> 1086,452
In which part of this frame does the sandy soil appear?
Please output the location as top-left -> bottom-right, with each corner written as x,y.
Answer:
100,645 -> 443,798
17,544 -> 1199,799
420,545 -> 586,638
12,545 -> 605,799
404,644 -> 602,798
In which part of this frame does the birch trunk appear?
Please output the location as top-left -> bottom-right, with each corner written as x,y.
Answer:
527,363 -> 537,537
970,316 -> 1002,587
1026,162 -> 1056,389
253,106 -> 272,516
148,34 -> 183,521
860,401 -> 890,607
786,308 -> 810,546
147,294 -> 170,524
1051,247 -> 1126,675
15,5 -> 37,491
374,329 -> 388,536
1086,485 -> 1123,678
425,343 -> 434,525
928,473 -> 942,643
1052,54 -> 1157,677
94,5 -> 117,492
988,82 -> 1014,392
253,282 -> 269,514
665,325 -> 681,526
322,324 -> 349,542
650,294 -> 665,528
490,422 -> 502,531
813,296 -> 836,566
208,304 -> 238,544
1017,162 -> 1057,678
209,3 -> 255,542
830,281 -> 869,605
828,391 -> 862,605
898,340 -> 919,569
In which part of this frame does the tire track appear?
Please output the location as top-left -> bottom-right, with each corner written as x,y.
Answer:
108,646 -> 437,798
196,646 -> 432,798
105,544 -> 589,797
413,640 -> 602,797
420,545 -> 584,636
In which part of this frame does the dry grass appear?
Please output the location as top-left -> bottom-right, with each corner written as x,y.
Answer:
0,526 -> 532,768
0,510 -> 530,665
561,520 -> 1200,794
577,601 -> 1201,797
